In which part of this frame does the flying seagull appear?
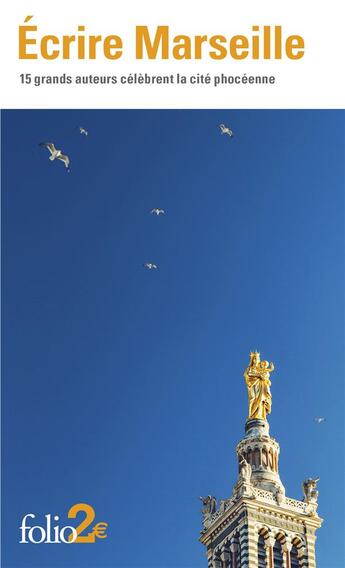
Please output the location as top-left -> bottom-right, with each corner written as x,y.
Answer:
219,124 -> 234,138
40,142 -> 70,170
150,208 -> 165,216
143,263 -> 158,270
79,127 -> 88,136
314,417 -> 325,424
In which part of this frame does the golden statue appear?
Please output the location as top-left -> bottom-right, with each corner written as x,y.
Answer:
244,351 -> 275,420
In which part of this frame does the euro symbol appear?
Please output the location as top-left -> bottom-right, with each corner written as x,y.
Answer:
92,522 -> 108,539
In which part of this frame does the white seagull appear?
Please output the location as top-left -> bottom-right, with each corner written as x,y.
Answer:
40,142 -> 70,170
150,208 -> 165,216
144,263 -> 158,270
219,124 -> 234,138
79,127 -> 88,136
314,417 -> 325,424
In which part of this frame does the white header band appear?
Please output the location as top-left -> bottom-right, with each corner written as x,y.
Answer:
0,0 -> 344,108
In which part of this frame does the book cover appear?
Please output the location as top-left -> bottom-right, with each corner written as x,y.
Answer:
1,2 -> 344,567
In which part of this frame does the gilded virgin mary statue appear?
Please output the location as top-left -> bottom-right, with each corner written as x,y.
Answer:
244,352 -> 275,420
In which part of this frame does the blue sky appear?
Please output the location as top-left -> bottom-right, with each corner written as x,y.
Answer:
1,109 -> 344,568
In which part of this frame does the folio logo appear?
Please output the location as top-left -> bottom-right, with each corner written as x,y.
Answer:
20,503 -> 108,544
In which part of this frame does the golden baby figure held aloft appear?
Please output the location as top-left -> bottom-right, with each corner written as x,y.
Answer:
244,352 -> 275,420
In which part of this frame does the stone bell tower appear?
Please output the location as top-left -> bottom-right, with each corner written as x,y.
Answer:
199,352 -> 322,568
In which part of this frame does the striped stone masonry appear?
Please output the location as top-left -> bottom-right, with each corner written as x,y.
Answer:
199,418 -> 322,567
